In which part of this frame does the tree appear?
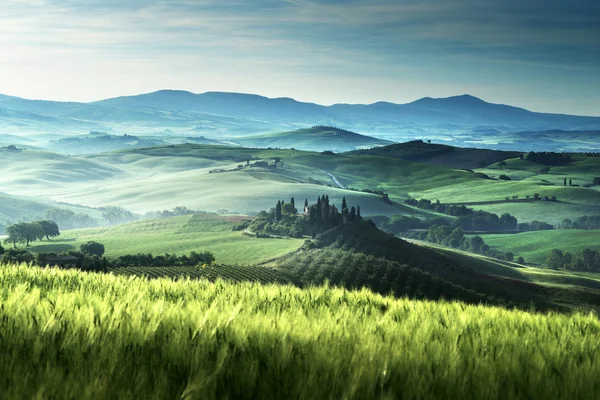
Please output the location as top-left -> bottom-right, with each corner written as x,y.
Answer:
102,206 -> 138,225
533,193 -> 540,200
546,249 -> 567,270
504,252 -> 514,262
0,243 -> 4,255
516,256 -> 525,265
304,198 -> 309,208
4,224 -> 25,249
564,178 -> 567,186
357,205 -> 361,220
38,220 -> 60,240
341,196 -> 347,211
469,236 -> 485,254
275,201 -> 282,222
290,197 -> 295,208
569,179 -> 572,186
17,222 -> 44,247
282,202 -> 296,215
350,206 -> 357,221
80,241 -> 105,257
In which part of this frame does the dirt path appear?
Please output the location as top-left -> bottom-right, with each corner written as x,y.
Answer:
324,171 -> 346,189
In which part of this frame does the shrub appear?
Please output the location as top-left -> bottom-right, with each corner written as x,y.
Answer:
80,242 -> 106,257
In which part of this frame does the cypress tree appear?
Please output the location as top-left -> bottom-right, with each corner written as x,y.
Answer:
357,205 -> 361,220
275,201 -> 282,221
290,197 -> 295,208
342,196 -> 347,211
350,206 -> 357,221
304,198 -> 309,208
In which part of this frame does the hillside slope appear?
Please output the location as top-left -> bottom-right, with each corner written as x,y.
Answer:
234,126 -> 393,152
347,140 -> 518,169
277,221 -> 600,311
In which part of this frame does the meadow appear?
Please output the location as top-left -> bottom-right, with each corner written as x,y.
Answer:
479,230 -> 600,265
2,264 -> 600,399
27,214 -> 304,265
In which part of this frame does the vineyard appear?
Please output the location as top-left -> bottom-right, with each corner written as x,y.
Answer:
2,264 -> 600,399
109,264 -> 295,284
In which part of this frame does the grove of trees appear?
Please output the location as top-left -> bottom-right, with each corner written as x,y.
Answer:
3,220 -> 60,248
546,248 -> 600,271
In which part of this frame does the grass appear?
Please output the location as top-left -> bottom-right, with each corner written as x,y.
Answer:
27,214 -> 304,265
478,230 -> 600,265
405,237 -> 600,309
2,264 -> 600,399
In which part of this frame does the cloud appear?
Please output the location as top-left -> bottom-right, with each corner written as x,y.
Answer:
0,0 -> 598,114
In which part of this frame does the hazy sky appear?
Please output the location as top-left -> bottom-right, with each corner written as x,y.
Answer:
1,0 -> 599,115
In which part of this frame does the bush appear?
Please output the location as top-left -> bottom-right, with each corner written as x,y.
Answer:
80,242 -> 106,257
231,220 -> 251,231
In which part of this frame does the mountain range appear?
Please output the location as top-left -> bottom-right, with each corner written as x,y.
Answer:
1,90 -> 599,154
1,90 -> 599,131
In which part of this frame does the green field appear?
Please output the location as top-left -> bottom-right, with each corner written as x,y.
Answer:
2,264 -> 600,399
2,144 -> 599,232
27,214 -> 304,265
478,230 -> 600,265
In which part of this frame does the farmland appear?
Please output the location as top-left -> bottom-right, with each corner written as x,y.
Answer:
27,214 -> 304,265
2,264 -> 600,399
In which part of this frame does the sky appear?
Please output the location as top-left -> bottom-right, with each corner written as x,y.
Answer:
0,0 -> 599,115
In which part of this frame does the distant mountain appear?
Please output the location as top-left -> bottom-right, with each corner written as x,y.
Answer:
347,140 -> 519,169
93,90 -> 327,120
233,126 -> 393,152
93,91 -> 600,130
1,90 -> 600,144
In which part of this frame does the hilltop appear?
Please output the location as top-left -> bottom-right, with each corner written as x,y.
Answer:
233,126 -> 393,152
347,140 -> 518,169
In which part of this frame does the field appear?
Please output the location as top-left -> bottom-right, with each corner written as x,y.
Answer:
27,214 -> 304,265
406,238 -> 600,302
412,155 -> 600,224
478,230 -> 600,265
2,264 -> 600,399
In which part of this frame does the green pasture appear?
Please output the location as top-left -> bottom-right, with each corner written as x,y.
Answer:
27,214 -> 304,265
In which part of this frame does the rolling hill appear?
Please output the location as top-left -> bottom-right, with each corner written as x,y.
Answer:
233,126 -> 393,152
347,140 -> 518,169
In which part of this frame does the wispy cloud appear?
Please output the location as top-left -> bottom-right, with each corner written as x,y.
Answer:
0,0 -> 598,114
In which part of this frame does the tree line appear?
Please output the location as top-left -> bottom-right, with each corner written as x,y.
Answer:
546,248 -> 600,271
0,240 -> 215,273
404,198 -> 554,232
559,215 -> 600,230
3,220 -> 60,248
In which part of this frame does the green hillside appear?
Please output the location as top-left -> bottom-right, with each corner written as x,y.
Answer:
412,155 -> 600,224
2,144 -> 599,229
0,192 -> 102,231
233,126 -> 393,152
28,214 -> 304,265
2,264 -> 600,399
478,230 -> 600,265
347,140 -> 518,169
